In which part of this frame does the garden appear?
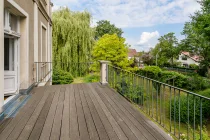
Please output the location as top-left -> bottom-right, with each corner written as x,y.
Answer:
108,65 -> 210,139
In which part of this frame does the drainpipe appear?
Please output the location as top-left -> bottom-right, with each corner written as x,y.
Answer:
0,0 -> 4,114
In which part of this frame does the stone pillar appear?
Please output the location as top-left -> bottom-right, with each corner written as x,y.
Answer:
99,60 -> 109,85
0,0 -> 4,113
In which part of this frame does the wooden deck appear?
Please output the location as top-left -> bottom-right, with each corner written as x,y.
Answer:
0,83 -> 173,140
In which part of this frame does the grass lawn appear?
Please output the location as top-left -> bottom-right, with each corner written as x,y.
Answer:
72,73 -> 100,84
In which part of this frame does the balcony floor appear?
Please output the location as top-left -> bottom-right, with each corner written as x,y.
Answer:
0,83 -> 172,140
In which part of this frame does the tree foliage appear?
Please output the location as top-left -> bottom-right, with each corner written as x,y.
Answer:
181,0 -> 210,76
92,34 -> 130,69
95,20 -> 123,40
142,52 -> 154,65
52,8 -> 94,76
152,32 -> 179,66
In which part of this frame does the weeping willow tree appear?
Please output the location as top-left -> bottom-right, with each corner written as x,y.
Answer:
52,8 -> 94,77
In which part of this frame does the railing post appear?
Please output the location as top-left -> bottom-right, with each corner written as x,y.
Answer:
99,60 -> 109,85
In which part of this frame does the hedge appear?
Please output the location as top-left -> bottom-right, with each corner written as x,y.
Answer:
135,66 -> 210,91
171,89 -> 210,125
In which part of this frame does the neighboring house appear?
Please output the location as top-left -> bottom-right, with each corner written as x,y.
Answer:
0,0 -> 53,106
177,52 -> 200,67
128,48 -> 138,59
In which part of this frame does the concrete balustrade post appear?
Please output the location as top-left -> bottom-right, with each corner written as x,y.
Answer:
99,60 -> 109,85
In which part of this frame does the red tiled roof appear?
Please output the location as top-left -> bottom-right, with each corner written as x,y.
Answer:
128,49 -> 137,57
181,52 -> 201,62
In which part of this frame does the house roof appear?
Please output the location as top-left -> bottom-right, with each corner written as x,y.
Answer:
181,51 -> 201,62
128,49 -> 138,57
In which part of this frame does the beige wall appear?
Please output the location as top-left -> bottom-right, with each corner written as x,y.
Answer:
0,0 -> 4,112
9,0 -> 52,89
13,0 -> 34,88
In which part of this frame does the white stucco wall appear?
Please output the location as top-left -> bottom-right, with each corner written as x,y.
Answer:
177,54 -> 199,66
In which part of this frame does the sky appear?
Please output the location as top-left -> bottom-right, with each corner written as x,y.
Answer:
51,0 -> 201,52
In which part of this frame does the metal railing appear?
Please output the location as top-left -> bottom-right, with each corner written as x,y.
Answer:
34,62 -> 100,85
107,64 -> 210,140
34,62 -> 53,84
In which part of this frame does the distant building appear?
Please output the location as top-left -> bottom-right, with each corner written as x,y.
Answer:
128,49 -> 138,59
177,52 -> 201,67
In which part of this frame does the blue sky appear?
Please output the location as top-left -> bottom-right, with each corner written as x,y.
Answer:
51,0 -> 200,52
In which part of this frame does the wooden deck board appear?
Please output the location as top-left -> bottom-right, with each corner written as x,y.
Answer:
0,87 -> 47,140
79,84 -> 100,140
82,84 -> 110,140
98,83 -> 172,140
75,84 -> 90,140
50,88 -> 65,140
94,85 -> 148,140
69,84 -> 80,140
0,83 -> 173,140
60,85 -> 71,140
39,85 -> 61,140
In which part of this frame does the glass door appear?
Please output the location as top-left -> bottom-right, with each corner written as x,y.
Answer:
4,37 -> 18,94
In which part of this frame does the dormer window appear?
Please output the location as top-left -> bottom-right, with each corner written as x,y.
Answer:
182,56 -> 187,60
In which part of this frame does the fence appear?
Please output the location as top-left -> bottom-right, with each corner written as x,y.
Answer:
107,64 -> 210,140
164,67 -> 197,74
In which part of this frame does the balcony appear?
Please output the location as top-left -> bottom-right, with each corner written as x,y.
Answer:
0,61 -> 209,140
0,82 -> 172,140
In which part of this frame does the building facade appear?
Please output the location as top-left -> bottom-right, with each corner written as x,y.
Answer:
0,0 -> 53,112
177,52 -> 200,67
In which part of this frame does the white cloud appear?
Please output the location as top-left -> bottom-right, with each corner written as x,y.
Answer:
51,0 -> 200,28
137,31 -> 160,51
87,0 -> 200,28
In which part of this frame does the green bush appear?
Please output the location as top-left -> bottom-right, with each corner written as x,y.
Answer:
115,76 -> 144,105
84,73 -> 100,83
171,89 -> 210,125
136,66 -> 210,91
189,64 -> 199,69
143,66 -> 162,78
52,69 -> 74,85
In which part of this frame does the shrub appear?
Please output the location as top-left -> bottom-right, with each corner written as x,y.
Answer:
115,76 -> 144,105
160,71 -> 187,88
52,69 -> 74,85
171,89 -> 210,125
135,66 -> 210,91
189,64 -> 199,69
84,73 -> 100,83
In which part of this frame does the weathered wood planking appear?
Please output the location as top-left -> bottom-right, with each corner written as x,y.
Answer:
0,83 -> 173,140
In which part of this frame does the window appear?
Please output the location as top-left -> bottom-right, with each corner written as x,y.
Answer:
182,56 -> 187,60
4,38 -> 15,71
4,38 -> 9,70
4,9 -> 19,33
10,13 -> 18,32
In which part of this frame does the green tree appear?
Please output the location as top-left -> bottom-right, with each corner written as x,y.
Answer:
142,52 -> 154,65
92,34 -> 130,69
152,32 -> 179,66
181,0 -> 210,76
95,20 -> 123,40
52,8 -> 94,76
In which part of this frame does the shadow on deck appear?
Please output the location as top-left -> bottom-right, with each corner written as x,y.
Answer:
0,83 -> 173,140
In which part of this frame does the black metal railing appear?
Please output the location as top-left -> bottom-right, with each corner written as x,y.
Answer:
107,64 -> 210,140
